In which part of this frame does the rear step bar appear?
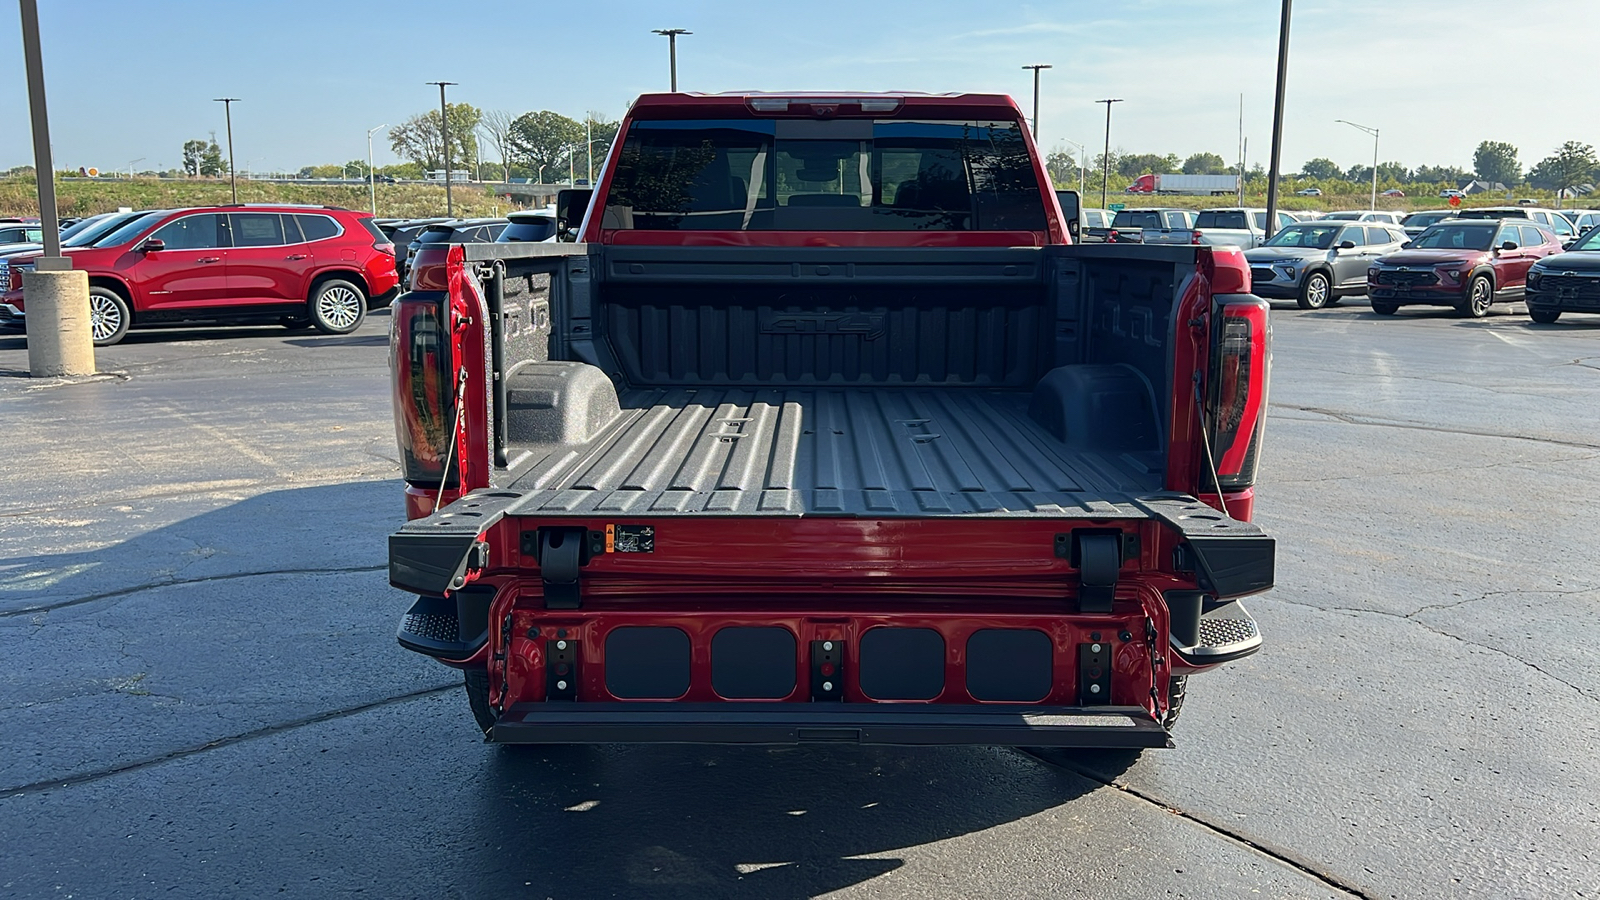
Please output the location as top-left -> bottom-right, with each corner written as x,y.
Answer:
1168,598 -> 1263,666
492,702 -> 1172,748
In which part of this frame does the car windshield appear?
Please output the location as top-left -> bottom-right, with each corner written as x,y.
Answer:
92,210 -> 170,248
1411,223 -> 1497,251
603,117 -> 1047,232
1264,224 -> 1340,249
1402,212 -> 1449,228
1112,210 -> 1165,228
63,213 -> 139,248
1569,229 -> 1600,252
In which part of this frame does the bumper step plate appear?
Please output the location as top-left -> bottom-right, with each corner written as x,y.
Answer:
492,702 -> 1172,748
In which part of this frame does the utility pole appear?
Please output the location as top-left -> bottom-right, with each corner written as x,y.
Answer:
1336,119 -> 1380,211
427,81 -> 457,215
1022,64 -> 1052,139
1061,138 -> 1087,197
20,0 -> 94,376
213,97 -> 239,204
1096,98 -> 1122,210
1237,93 -> 1245,204
1264,0 -> 1293,242
367,123 -> 387,217
652,29 -> 691,91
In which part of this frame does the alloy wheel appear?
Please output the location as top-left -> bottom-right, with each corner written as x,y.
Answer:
89,292 -> 123,342
317,286 -> 362,330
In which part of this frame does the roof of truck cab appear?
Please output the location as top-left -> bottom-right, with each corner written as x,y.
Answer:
627,92 -> 1025,118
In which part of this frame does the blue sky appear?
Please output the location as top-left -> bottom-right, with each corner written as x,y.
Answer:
2,0 -> 1594,175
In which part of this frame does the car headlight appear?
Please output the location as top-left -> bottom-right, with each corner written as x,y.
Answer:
1526,270 -> 1542,288
1367,267 -> 1380,280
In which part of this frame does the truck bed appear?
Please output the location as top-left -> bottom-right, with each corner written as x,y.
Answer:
499,386 -> 1162,518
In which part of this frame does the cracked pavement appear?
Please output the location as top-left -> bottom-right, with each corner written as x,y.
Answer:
1,300 -> 1598,898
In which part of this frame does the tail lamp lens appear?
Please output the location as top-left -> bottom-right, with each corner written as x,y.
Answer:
1207,297 -> 1270,491
1191,229 -> 1203,245
390,293 -> 457,487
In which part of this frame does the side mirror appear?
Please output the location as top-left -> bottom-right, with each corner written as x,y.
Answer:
1401,241 -> 1413,249
1339,240 -> 1357,250
1500,241 -> 1518,251
555,188 -> 593,239
1056,189 -> 1081,240
138,238 -> 165,253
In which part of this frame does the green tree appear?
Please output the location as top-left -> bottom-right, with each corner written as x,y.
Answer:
389,103 -> 482,173
1182,152 -> 1227,175
1299,157 -> 1343,180
182,139 -> 207,176
507,110 -> 585,182
1413,164 -> 1470,185
1473,141 -> 1520,186
1045,150 -> 1079,187
480,109 -> 517,182
1116,152 -> 1179,178
1527,141 -> 1598,196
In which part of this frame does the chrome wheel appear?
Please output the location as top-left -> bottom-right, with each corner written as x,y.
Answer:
89,292 -> 123,342
316,285 -> 362,330
1466,278 -> 1492,318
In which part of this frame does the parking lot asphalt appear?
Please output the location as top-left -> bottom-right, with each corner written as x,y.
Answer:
1,301 -> 1597,899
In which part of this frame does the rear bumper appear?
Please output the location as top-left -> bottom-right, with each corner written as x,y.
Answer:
493,701 -> 1172,748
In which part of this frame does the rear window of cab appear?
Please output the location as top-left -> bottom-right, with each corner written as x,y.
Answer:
600,118 -> 1047,232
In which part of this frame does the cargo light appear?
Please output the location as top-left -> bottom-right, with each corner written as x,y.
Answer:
745,95 -> 904,114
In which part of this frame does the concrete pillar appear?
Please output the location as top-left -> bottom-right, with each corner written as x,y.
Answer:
26,265 -> 96,378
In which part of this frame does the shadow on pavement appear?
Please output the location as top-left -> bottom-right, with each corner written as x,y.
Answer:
457,742 -> 1135,898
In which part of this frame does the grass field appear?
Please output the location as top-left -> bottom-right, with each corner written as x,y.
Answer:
0,177 -> 522,219
1067,187 -> 1579,214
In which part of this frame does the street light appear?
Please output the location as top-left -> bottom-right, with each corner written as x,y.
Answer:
426,81 -> 457,215
1095,98 -> 1123,209
126,157 -> 144,180
367,123 -> 387,216
1060,138 -> 1087,197
1336,118 -> 1380,211
652,29 -> 691,91
1021,64 -> 1052,139
1263,0 -> 1293,241
213,97 -> 239,204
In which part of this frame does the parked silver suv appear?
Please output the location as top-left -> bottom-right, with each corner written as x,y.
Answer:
1245,221 -> 1408,309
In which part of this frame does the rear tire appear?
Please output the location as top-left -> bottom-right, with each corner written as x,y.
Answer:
1370,301 -> 1398,316
88,286 -> 131,346
1163,675 -> 1187,729
1297,271 -> 1331,309
309,278 -> 367,335
465,668 -> 497,735
1529,307 -> 1561,324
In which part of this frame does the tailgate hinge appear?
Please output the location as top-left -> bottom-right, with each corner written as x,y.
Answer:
528,528 -> 586,609
1062,532 -> 1126,614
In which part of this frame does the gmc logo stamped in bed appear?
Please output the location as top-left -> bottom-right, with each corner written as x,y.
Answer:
759,311 -> 887,340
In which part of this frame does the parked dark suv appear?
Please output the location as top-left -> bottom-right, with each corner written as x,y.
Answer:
0,205 -> 398,345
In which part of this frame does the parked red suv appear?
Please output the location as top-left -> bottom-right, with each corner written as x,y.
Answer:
1366,219 -> 1562,317
0,205 -> 398,345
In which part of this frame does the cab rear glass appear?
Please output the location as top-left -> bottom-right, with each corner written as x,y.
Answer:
601,118 -> 1046,232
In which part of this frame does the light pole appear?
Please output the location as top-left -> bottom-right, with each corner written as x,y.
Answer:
1022,64 -> 1052,139
652,29 -> 691,91
1336,118 -> 1380,211
127,157 -> 144,179
1263,0 -> 1293,241
537,163 -> 549,184
1060,138 -> 1087,197
427,81 -> 457,215
367,123 -> 387,216
1095,98 -> 1122,209
213,97 -> 239,204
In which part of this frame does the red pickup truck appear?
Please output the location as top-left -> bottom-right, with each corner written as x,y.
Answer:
387,92 -> 1274,750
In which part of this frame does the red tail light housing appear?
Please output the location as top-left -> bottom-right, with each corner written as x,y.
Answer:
408,246 -> 450,292
1108,229 -> 1120,243
1191,228 -> 1203,245
374,240 -> 396,256
1205,295 -> 1270,491
390,292 -> 457,487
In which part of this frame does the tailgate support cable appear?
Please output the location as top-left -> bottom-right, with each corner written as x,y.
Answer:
433,366 -> 470,514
